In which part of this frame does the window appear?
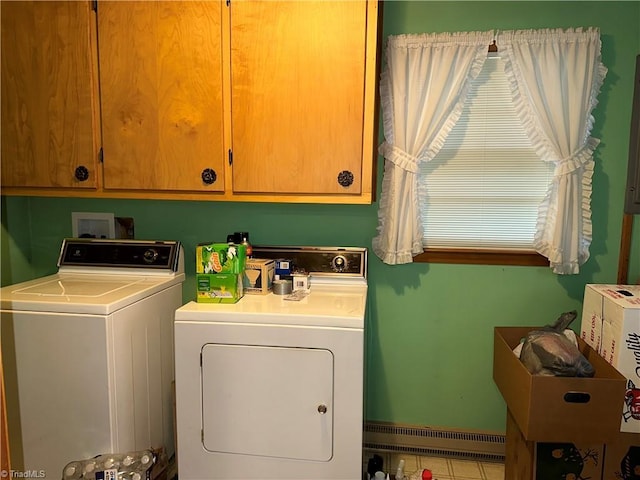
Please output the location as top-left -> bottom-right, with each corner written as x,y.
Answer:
373,29 -> 606,273
418,54 -> 555,252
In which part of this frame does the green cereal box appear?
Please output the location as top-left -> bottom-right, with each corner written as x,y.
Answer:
196,243 -> 246,274
196,273 -> 243,303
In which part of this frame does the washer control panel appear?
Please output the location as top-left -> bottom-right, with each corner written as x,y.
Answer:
252,245 -> 367,279
58,238 -> 182,271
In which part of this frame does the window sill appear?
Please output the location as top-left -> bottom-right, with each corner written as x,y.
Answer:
413,248 -> 549,267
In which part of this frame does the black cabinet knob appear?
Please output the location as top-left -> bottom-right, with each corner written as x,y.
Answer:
74,166 -> 89,181
337,170 -> 354,187
201,168 -> 217,185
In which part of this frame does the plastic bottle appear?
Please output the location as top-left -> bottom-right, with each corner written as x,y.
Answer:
139,451 -> 153,467
62,461 -> 82,480
83,460 -> 96,476
367,454 -> 384,479
63,450 -> 155,480
395,459 -> 405,480
102,456 -> 117,469
240,232 -> 253,257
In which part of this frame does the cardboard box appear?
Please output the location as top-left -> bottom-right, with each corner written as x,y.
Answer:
196,273 -> 243,303
535,439 -> 603,480
196,243 -> 246,274
243,258 -> 275,294
493,327 -> 626,442
601,431 -> 640,479
580,284 -> 640,434
580,286 -> 605,352
505,409 -> 639,480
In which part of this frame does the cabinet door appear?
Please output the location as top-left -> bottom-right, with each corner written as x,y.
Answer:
98,1 -> 225,192
230,1 -> 370,196
1,1 -> 98,189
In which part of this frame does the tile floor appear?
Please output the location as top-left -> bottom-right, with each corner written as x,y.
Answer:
167,451 -> 505,480
365,451 -> 505,480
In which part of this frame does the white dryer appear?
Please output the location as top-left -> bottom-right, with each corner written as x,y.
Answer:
175,246 -> 368,480
0,239 -> 185,480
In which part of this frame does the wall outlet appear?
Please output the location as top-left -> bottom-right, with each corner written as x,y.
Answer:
71,212 -> 115,239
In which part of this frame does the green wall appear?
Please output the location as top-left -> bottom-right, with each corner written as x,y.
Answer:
1,1 -> 639,434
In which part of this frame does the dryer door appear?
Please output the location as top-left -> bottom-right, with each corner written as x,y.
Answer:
201,344 -> 334,461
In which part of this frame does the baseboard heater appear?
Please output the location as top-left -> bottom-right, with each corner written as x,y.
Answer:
363,421 -> 505,463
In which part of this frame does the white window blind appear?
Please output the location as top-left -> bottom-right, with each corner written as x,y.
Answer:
418,54 -> 555,250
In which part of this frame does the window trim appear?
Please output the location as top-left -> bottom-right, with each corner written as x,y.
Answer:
413,248 -> 549,267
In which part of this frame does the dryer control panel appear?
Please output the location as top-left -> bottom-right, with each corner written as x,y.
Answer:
252,245 -> 367,279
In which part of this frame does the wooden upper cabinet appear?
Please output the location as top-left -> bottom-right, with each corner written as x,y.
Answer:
1,1 -> 99,189
1,0 -> 380,203
97,1 -> 226,192
229,0 -> 379,200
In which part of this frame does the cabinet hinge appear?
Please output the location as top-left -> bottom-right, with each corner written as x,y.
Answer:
226,0 -> 230,6
201,429 -> 204,442
228,149 -> 233,166
200,352 -> 203,367
98,147 -> 104,163
91,0 -> 98,12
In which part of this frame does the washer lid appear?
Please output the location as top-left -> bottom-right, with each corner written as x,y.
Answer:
0,272 -> 185,315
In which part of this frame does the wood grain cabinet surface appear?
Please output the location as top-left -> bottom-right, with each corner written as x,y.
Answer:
1,0 -> 381,204
98,1 -> 226,194
1,1 -> 100,190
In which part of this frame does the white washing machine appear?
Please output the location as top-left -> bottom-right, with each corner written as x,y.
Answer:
175,245 -> 368,480
0,238 -> 185,480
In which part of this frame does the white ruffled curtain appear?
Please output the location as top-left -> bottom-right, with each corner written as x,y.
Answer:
373,28 -> 606,274
497,28 -> 606,274
373,31 -> 494,264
